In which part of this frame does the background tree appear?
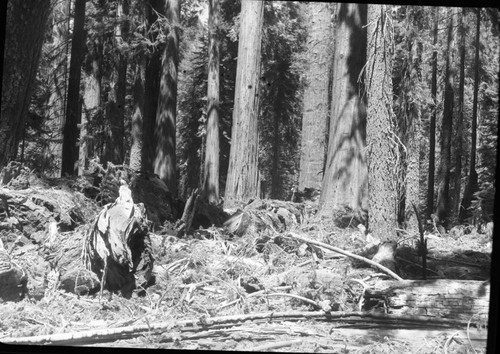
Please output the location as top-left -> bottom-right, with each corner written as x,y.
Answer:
224,0 -> 264,208
1,0 -> 51,169
365,4 -> 398,244
154,0 -> 180,195
202,0 -> 221,204
319,3 -> 367,216
61,0 -> 87,176
436,8 -> 455,226
297,2 -> 332,192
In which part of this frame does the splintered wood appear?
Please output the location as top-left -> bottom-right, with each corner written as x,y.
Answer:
364,279 -> 490,322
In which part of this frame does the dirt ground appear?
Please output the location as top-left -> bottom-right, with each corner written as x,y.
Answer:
0,176 -> 492,353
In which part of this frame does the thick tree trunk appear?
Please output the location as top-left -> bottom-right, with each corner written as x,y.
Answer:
224,0 -> 264,209
142,0 -> 163,174
202,0 -> 221,205
0,0 -> 51,169
453,8 -> 466,219
298,2 -> 331,191
426,7 -> 439,220
459,10 -> 481,221
319,3 -> 368,216
436,9 -> 454,226
154,0 -> 180,196
365,4 -> 397,242
105,0 -> 129,166
61,0 -> 87,176
403,7 -> 423,232
129,64 -> 146,172
45,0 -> 70,177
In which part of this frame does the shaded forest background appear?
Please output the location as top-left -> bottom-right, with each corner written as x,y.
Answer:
1,1 -> 498,232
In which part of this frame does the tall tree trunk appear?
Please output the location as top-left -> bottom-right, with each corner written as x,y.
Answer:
436,8 -> 454,226
365,4 -> 397,242
79,56 -> 101,175
427,7 -> 439,219
453,7 -> 466,219
0,0 -> 51,169
61,0 -> 87,176
403,7 -> 423,232
46,0 -> 70,176
129,63 -> 146,172
319,3 -> 367,216
224,0 -> 264,208
154,0 -> 180,196
105,0 -> 129,165
459,10 -> 481,221
143,0 -> 163,174
202,0 -> 221,204
298,2 -> 331,191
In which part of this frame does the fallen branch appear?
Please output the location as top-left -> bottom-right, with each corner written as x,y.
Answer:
251,339 -> 302,351
287,232 -> 404,281
1,310 -> 477,345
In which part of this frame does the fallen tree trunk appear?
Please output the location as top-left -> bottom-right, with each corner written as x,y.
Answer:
364,279 -> 490,322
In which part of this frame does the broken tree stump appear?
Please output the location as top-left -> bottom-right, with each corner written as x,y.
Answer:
364,279 -> 490,323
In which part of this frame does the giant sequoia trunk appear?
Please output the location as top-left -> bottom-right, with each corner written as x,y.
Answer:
0,0 -> 51,169
436,9 -> 454,226
154,0 -> 180,196
105,0 -> 129,166
298,2 -> 331,191
202,0 -> 221,205
365,5 -> 397,244
427,7 -> 439,219
61,0 -> 87,176
460,10 -> 481,221
319,3 -> 367,216
224,0 -> 264,209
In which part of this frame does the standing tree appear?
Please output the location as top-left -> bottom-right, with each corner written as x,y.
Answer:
365,4 -> 398,268
154,0 -> 180,195
319,3 -> 367,216
460,9 -> 481,221
1,0 -> 51,169
427,7 -> 439,219
224,0 -> 264,208
202,0 -> 221,204
298,2 -> 331,192
436,8 -> 454,226
61,0 -> 87,176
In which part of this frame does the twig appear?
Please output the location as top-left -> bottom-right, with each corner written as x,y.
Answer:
395,256 -> 440,275
251,339 -> 302,351
287,232 -> 404,281
443,331 -> 460,354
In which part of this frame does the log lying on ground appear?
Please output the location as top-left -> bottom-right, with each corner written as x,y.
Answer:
364,279 -> 490,322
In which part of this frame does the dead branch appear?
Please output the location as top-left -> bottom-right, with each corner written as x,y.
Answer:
287,232 -> 404,281
251,339 -> 302,351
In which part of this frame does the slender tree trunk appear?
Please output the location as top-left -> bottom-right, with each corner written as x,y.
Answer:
202,0 -> 221,204
427,7 -> 439,219
46,0 -> 70,176
143,0 -> 163,174
0,0 -> 51,169
224,0 -> 264,208
154,0 -> 180,196
403,7 -> 423,232
319,3 -> 367,216
365,4 -> 397,242
61,0 -> 87,176
436,8 -> 454,226
298,2 -> 331,191
105,0 -> 129,165
459,10 -> 481,221
453,7 -> 466,218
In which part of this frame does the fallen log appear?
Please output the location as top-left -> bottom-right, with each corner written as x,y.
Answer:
364,279 -> 490,322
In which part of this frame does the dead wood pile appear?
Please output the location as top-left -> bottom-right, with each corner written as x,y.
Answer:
83,181 -> 154,297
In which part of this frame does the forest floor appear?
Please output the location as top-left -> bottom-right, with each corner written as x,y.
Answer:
0,171 -> 493,353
